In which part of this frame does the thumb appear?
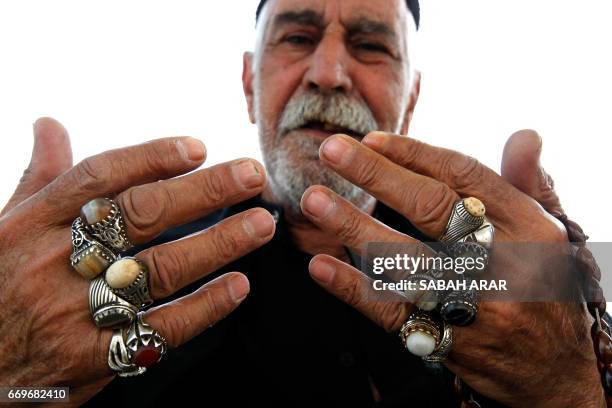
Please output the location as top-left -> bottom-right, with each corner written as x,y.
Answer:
501,129 -> 564,216
1,117 -> 73,216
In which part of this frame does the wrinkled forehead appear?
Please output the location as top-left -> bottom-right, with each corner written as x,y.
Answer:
257,0 -> 413,41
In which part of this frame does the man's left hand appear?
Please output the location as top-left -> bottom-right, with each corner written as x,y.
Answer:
300,130 -> 603,407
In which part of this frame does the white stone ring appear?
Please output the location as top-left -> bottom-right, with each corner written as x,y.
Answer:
105,257 -> 153,309
399,309 -> 443,358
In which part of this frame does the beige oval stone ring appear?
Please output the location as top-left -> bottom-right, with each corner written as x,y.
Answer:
88,257 -> 153,328
105,257 -> 153,309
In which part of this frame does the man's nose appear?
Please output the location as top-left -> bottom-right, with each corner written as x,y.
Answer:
303,36 -> 353,94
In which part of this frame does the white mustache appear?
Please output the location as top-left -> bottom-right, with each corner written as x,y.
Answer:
277,92 -> 379,137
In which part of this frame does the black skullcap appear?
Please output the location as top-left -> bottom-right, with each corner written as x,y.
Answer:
256,0 -> 420,29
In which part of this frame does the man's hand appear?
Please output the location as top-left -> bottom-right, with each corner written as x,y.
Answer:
299,130 -> 603,407
0,118 -> 276,404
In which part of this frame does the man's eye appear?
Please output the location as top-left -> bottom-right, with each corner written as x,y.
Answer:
284,35 -> 315,46
355,43 -> 388,53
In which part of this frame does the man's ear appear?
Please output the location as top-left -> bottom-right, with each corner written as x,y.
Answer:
400,70 -> 421,135
242,51 -> 256,124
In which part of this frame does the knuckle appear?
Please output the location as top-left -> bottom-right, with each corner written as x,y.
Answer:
443,155 -> 483,189
200,170 -> 226,206
142,140 -> 179,175
341,278 -> 364,309
200,288 -> 225,322
411,182 -> 455,232
72,156 -> 110,193
161,312 -> 190,348
210,226 -> 242,261
147,248 -> 185,297
119,186 -> 166,239
354,158 -> 384,190
397,138 -> 426,168
337,215 -> 363,246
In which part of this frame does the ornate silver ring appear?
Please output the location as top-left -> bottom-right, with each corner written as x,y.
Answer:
108,313 -> 167,377
89,276 -> 138,328
80,198 -> 133,253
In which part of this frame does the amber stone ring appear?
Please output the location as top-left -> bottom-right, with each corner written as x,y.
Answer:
80,197 -> 133,253
70,217 -> 118,279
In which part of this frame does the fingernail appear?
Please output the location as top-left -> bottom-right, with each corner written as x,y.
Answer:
177,137 -> 205,162
229,274 -> 250,304
310,258 -> 336,284
243,209 -> 275,238
235,160 -> 264,189
363,131 -> 388,150
321,136 -> 353,165
304,189 -> 334,218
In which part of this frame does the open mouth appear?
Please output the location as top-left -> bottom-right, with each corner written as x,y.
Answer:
297,121 -> 364,140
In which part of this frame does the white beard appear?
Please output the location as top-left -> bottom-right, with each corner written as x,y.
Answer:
265,133 -> 375,216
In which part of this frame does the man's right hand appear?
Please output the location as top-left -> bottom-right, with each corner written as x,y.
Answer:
0,118 -> 275,405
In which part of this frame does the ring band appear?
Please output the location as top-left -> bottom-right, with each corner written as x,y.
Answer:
439,198 -> 486,244
108,313 -> 167,377
89,276 -> 138,328
80,198 -> 133,253
71,218 -> 117,280
447,242 -> 489,276
423,319 -> 453,363
105,257 -> 153,309
456,220 -> 495,250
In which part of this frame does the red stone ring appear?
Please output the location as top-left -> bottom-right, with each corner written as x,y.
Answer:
108,313 -> 167,377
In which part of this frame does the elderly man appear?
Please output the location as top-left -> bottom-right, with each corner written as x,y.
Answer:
0,0 -> 606,406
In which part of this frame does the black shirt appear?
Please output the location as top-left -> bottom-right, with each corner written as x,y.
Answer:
87,196 -> 466,407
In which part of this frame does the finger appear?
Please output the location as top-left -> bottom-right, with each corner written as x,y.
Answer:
1,117 -> 73,216
137,208 -> 275,299
117,158 -> 267,244
143,272 -> 249,348
25,136 -> 207,224
361,132 -> 525,215
300,185 -> 430,254
318,134 -> 460,238
309,254 -> 413,333
501,129 -> 564,215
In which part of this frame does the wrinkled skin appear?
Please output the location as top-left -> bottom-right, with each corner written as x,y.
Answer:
0,118 -> 276,405
242,0 -> 604,406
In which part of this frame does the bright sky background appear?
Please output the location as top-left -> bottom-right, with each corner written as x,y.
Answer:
0,1 -> 610,241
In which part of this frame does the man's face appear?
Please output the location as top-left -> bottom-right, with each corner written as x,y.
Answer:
243,0 -> 419,214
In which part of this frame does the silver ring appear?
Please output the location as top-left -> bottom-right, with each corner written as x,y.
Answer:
108,313 -> 167,377
105,257 -> 153,309
447,241 -> 489,276
423,319 -> 453,363
404,272 -> 439,311
439,198 -> 486,244
456,219 -> 495,250
89,276 -> 138,328
80,198 -> 133,253
439,278 -> 479,327
399,309 -> 441,357
71,218 -> 117,280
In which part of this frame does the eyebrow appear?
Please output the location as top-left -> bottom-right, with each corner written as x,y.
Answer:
273,10 -> 325,30
346,17 -> 396,41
